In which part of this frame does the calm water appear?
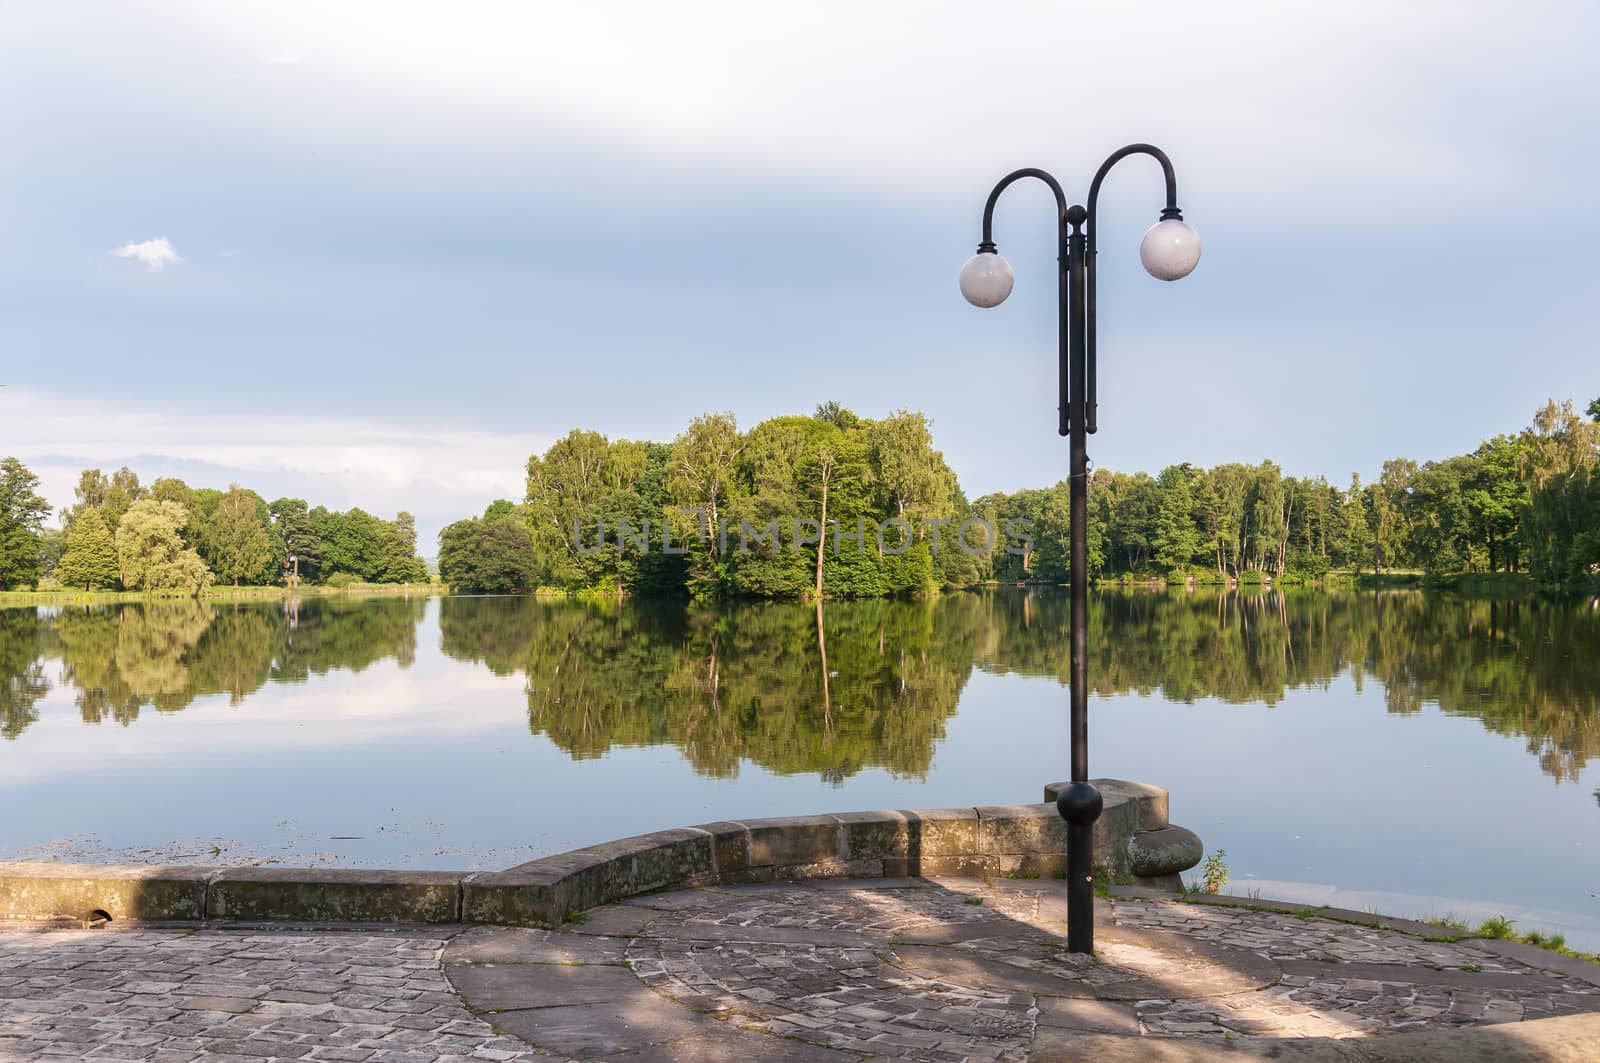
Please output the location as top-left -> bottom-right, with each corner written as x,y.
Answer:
2,589 -> 1598,947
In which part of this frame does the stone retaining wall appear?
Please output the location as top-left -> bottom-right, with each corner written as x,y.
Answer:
0,778 -> 1202,928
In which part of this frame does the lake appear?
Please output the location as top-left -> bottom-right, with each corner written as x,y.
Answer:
2,588 -> 1598,949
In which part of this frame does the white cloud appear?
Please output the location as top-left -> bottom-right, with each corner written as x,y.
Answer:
110,236 -> 182,272
156,1 -> 1598,220
3,388 -> 553,550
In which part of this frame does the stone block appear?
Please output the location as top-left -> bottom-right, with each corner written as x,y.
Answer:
691,821 -> 750,874
741,815 -> 841,868
832,810 -> 911,860
976,805 -> 1068,855
591,829 -> 716,895
1126,825 -> 1203,878
1091,796 -> 1142,875
0,862 -> 213,923
918,855 -> 988,877
904,808 -> 978,859
208,868 -> 462,923
994,853 -> 1068,879
1043,778 -> 1170,831
463,870 -> 562,927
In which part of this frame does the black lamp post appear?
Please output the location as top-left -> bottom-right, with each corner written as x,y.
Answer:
960,144 -> 1200,953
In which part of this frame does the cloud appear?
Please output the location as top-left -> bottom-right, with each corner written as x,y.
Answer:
110,236 -> 181,271
2,387 -> 553,551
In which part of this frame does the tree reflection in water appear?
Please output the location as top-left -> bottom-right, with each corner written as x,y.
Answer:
3,590 -> 1597,784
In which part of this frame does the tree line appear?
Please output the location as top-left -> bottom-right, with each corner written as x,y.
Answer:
438,397 -> 1600,596
0,464 -> 428,594
439,405 -> 983,598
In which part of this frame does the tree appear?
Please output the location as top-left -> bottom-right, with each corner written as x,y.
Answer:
70,466 -> 146,531
268,498 -> 322,583
1152,464 -> 1202,572
670,413 -> 743,543
382,511 -> 429,583
438,517 -> 537,592
210,485 -> 272,586
1522,399 -> 1600,585
1341,474 -> 1372,570
0,457 -> 51,589
57,508 -> 121,590
114,499 -> 212,594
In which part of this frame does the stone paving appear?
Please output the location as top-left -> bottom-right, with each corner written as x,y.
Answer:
4,878 -> 1600,1061
0,926 -> 535,1062
449,877 -> 1600,1061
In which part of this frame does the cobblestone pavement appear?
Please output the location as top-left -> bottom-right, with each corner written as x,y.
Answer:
443,878 -> 1600,1061
5,880 -> 1600,1062
0,926 -> 536,1062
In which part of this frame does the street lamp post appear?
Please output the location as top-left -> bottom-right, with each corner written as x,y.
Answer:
960,144 -> 1200,954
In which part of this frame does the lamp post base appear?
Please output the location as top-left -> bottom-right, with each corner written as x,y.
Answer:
1056,780 -> 1103,952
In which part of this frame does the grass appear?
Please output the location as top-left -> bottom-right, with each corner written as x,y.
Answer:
1464,915 -> 1597,963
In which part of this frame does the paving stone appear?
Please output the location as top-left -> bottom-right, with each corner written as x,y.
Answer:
487,997 -> 716,1056
6,879 -> 1600,1062
446,961 -> 642,1010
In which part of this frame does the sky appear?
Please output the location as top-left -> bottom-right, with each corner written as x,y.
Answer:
3,1 -> 1598,550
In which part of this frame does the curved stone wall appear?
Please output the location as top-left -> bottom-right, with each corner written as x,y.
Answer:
0,778 -> 1202,927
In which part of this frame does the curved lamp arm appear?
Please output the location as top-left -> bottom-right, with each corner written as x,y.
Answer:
1083,144 -> 1183,433
979,167 -> 1068,249
976,167 -> 1070,430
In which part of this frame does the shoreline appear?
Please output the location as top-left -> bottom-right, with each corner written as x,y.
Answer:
0,581 -> 444,608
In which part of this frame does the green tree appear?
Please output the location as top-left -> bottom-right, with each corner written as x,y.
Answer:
0,457 -> 51,589
1152,464 -> 1202,573
57,508 -> 121,589
269,498 -> 323,583
210,485 -> 272,585
382,511 -> 429,583
438,517 -> 538,592
1522,399 -> 1600,585
114,499 -> 212,595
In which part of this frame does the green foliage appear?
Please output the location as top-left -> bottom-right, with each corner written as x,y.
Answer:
506,407 -> 969,600
268,498 -> 321,582
438,516 -> 538,593
1201,849 -> 1229,894
113,500 -> 212,595
210,485 -> 273,586
57,508 -> 121,590
1474,914 -> 1517,939
0,457 -> 52,589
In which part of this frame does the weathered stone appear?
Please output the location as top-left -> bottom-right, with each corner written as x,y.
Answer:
462,869 -> 561,928
489,996 -> 716,1057
741,815 -> 841,868
1034,997 -> 1141,1034
916,854 -> 988,877
976,804 -> 1068,855
446,962 -> 640,1010
0,861 -> 213,923
1046,778 -> 1170,827
597,829 -> 717,894
1126,825 -> 1204,878
904,807 -> 977,860
691,821 -> 750,873
992,852 -> 1068,878
208,868 -> 462,924
832,810 -> 911,860
442,926 -> 627,966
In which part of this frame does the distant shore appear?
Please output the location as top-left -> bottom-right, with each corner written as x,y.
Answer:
0,581 -> 444,608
